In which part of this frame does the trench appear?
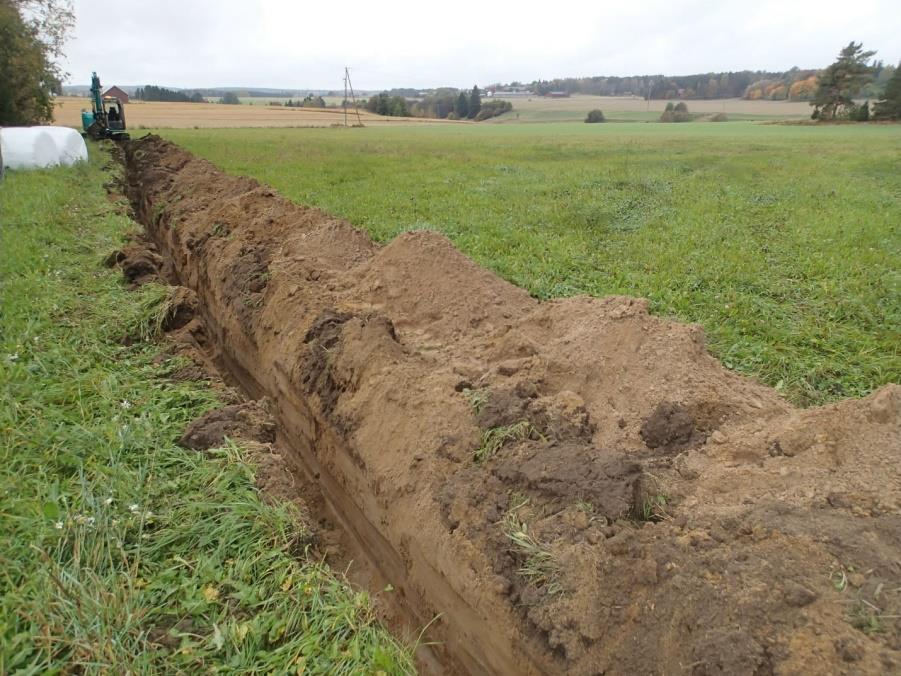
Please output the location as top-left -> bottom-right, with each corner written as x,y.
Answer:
119,135 -> 901,676
121,138 -> 548,675
197,310 -> 449,674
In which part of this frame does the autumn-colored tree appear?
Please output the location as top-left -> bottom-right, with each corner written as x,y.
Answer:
789,76 -> 817,100
811,41 -> 876,120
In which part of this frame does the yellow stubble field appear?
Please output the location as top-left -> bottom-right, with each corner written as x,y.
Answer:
53,97 -> 459,128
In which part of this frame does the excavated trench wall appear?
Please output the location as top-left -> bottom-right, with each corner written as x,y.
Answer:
125,135 -> 901,675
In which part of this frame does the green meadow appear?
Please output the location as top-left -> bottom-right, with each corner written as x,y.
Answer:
0,154 -> 413,673
159,121 -> 901,406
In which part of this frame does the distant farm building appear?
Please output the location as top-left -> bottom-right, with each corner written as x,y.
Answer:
488,87 -> 534,98
103,86 -> 129,103
545,91 -> 570,98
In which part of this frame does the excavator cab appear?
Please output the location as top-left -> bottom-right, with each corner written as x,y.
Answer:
81,72 -> 130,140
103,97 -> 126,130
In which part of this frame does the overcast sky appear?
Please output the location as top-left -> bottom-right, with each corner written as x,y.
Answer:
63,0 -> 900,90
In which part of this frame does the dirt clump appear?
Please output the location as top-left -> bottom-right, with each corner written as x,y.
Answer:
640,400 -> 706,453
179,400 -> 276,450
104,233 -> 174,287
124,135 -> 901,676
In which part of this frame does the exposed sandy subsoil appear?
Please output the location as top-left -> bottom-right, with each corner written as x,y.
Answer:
122,134 -> 900,675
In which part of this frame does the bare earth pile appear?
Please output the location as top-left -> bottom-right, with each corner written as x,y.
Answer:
123,135 -> 900,675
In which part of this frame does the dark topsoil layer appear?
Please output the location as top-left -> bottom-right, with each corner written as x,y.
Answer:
120,134 -> 900,675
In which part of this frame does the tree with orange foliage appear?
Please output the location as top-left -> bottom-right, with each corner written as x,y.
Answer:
789,76 -> 817,100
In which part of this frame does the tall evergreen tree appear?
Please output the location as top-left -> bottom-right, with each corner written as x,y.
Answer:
377,93 -> 391,116
873,62 -> 901,120
468,85 -> 481,119
455,91 -> 469,119
811,41 -> 876,120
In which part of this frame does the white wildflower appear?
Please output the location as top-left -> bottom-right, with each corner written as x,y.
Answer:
6,353 -> 18,362
54,521 -> 64,530
129,503 -> 139,512
120,400 -> 132,410
105,497 -> 114,505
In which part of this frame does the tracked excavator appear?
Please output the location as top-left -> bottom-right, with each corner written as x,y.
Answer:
81,72 -> 129,140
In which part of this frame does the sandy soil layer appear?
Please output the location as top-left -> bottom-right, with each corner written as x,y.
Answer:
123,134 -> 900,675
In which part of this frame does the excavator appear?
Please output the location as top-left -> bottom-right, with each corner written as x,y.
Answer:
81,72 -> 129,140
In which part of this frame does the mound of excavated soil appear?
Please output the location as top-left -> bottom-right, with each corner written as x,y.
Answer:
124,135 -> 900,675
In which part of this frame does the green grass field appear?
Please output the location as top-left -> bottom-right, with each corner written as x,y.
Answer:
0,153 -> 413,673
485,95 -> 813,123
157,121 -> 901,406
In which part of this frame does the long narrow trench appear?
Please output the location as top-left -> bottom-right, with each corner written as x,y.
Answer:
120,138 -> 543,675
119,198 -> 458,673
119,135 -> 901,676
193,316 -> 450,674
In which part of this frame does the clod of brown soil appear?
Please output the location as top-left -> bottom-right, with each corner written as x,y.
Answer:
104,232 -> 175,287
179,400 -> 276,450
160,286 -> 198,332
640,400 -> 707,453
124,135 -> 901,676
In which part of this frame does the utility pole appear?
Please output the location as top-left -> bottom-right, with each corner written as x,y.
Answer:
344,67 -> 363,127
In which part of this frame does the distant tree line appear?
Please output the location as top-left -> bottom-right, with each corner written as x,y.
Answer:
362,86 -> 511,121
512,64 -> 896,102
281,95 -> 325,108
135,85 -> 204,103
364,92 -> 409,116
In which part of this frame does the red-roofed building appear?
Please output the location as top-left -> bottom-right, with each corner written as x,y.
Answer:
103,86 -> 129,103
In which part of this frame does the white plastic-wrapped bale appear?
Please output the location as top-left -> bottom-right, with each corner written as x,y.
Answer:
0,126 -> 88,171
44,127 -> 90,165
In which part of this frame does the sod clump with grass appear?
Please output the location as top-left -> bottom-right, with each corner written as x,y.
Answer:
0,151 -> 413,673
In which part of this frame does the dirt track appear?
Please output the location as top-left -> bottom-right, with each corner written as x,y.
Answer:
122,135 -> 900,674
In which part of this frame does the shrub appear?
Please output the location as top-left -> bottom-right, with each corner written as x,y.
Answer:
585,109 -> 606,123
474,100 -> 512,121
710,112 -> 728,122
660,102 -> 692,122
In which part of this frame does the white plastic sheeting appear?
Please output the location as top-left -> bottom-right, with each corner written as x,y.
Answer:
0,126 -> 88,171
